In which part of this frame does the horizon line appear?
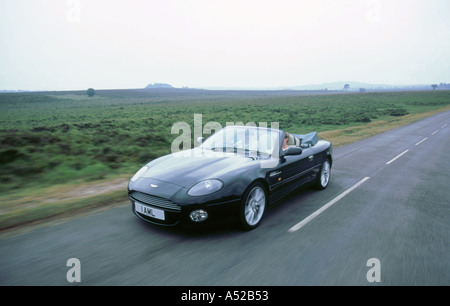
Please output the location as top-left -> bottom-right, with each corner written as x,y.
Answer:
1,81 -> 447,93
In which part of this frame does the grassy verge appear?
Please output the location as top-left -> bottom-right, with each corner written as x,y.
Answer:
0,175 -> 130,233
0,189 -> 128,234
1,104 -> 448,234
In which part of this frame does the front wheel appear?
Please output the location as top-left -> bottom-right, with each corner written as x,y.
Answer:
238,182 -> 267,231
315,159 -> 331,190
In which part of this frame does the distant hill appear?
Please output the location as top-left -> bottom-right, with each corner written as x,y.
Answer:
145,83 -> 173,89
203,81 -> 437,91
289,81 -> 433,91
0,90 -> 29,93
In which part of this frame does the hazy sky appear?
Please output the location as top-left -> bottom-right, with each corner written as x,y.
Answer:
1,0 -> 449,91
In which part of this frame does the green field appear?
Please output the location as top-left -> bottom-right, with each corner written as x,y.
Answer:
1,89 -> 450,192
0,89 -> 449,232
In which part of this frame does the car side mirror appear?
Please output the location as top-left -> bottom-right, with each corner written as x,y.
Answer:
282,146 -> 302,157
197,137 -> 205,145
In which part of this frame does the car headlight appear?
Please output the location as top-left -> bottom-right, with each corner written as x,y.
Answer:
131,165 -> 149,182
187,179 -> 223,196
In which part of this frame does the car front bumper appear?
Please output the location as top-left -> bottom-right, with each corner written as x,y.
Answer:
129,192 -> 241,227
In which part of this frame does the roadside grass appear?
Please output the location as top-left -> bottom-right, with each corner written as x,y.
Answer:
0,189 -> 128,234
1,90 -> 449,233
0,175 -> 129,232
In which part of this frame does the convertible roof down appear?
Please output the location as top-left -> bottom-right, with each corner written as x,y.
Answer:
292,132 -> 319,148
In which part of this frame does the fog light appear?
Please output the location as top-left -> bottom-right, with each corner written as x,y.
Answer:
190,209 -> 208,222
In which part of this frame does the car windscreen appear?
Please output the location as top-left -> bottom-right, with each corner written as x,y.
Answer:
200,127 -> 279,156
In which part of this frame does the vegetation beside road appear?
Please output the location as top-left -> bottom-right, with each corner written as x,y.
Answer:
1,89 -> 449,233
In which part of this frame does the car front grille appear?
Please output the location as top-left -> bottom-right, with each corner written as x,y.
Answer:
129,191 -> 181,212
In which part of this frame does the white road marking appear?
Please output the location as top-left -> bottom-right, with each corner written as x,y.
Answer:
386,150 -> 409,165
288,177 -> 370,233
415,137 -> 428,146
442,124 -> 447,128
288,120 -> 447,233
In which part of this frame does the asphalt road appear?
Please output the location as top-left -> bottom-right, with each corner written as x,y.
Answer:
1,110 -> 449,286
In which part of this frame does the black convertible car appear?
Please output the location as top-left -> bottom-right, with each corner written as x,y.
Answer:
128,126 -> 332,230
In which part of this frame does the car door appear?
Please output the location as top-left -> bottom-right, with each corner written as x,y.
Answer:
267,147 -> 316,202
282,147 -> 316,186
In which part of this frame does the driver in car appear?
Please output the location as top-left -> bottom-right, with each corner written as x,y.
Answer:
282,132 -> 290,151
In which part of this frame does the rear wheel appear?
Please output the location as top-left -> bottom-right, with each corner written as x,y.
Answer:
238,182 -> 267,231
315,159 -> 331,190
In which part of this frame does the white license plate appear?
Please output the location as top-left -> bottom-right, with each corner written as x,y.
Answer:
135,202 -> 165,220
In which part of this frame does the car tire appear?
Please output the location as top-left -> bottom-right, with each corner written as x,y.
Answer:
239,182 -> 267,231
315,159 -> 331,190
